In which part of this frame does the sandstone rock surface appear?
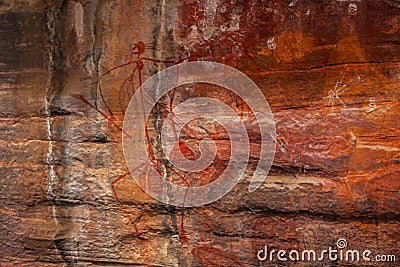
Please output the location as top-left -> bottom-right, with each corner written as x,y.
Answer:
1,0 -> 399,266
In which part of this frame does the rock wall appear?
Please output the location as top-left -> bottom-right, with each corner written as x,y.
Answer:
1,0 -> 399,266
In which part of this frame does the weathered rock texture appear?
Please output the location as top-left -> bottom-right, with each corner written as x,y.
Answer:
1,0 -> 399,266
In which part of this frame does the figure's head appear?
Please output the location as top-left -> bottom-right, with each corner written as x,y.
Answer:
132,41 -> 146,55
